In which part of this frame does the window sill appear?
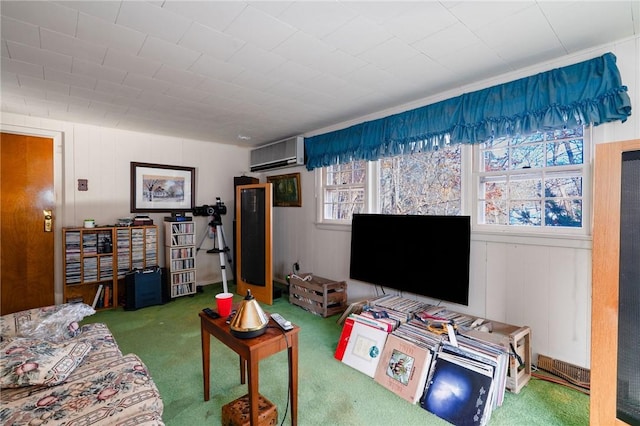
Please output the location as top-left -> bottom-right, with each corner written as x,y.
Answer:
315,221 -> 593,249
471,230 -> 592,249
314,221 -> 352,232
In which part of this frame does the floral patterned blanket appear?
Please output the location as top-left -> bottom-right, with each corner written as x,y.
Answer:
0,305 -> 164,425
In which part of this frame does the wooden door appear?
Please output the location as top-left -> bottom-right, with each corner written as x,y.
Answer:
1,132 -> 55,314
236,183 -> 273,305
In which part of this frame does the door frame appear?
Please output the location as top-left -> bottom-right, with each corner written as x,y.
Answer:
1,123 -> 65,304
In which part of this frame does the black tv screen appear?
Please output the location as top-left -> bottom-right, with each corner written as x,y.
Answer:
349,214 -> 470,306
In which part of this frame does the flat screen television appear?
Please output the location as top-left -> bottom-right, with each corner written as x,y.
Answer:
349,213 -> 471,306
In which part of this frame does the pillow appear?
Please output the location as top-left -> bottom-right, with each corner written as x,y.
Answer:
0,337 -> 91,388
0,303 -> 95,341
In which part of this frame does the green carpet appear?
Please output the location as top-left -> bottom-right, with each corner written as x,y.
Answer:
84,283 -> 589,425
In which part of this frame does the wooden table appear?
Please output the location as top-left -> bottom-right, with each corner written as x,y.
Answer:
199,311 -> 299,425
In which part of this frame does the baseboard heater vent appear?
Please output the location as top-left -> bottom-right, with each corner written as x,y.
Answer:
537,354 -> 590,389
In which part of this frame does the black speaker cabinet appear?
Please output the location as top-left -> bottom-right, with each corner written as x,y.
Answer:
591,139 -> 640,425
233,176 -> 258,281
124,267 -> 163,310
236,183 -> 273,305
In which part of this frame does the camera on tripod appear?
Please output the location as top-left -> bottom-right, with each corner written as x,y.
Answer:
193,197 -> 227,225
193,197 -> 232,292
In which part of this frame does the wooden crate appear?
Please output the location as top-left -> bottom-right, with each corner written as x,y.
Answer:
221,394 -> 277,426
461,323 -> 532,393
289,273 -> 347,317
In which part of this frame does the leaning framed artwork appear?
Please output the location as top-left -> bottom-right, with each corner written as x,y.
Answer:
267,172 -> 301,207
130,162 -> 195,213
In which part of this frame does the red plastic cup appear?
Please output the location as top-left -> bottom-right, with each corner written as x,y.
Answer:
215,292 -> 233,317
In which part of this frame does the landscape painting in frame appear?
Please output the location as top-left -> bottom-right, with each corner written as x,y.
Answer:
267,172 -> 301,207
131,162 -> 195,213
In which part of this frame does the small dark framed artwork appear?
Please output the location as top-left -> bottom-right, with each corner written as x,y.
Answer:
267,172 -> 301,207
130,162 -> 195,213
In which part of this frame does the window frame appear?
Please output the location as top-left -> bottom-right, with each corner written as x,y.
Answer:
315,127 -> 591,239
471,126 -> 592,236
315,160 -> 374,227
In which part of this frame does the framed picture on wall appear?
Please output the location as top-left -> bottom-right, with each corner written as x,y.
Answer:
267,172 -> 301,207
130,162 -> 195,213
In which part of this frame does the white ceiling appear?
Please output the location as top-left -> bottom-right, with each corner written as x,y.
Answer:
1,1 -> 638,147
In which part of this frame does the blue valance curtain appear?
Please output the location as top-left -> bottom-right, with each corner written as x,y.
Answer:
305,52 -> 632,170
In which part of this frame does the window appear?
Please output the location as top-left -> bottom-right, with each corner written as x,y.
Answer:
321,160 -> 366,222
318,126 -> 589,235
320,145 -> 462,221
379,145 -> 462,215
475,127 -> 588,230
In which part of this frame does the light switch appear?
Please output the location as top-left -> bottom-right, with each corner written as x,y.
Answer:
78,179 -> 88,191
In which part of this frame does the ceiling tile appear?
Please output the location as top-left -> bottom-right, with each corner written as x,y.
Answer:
121,73 -> 170,93
40,28 -> 107,64
179,23 -> 245,61
1,92 -> 27,110
77,13 -> 146,55
1,16 -> 41,47
277,1 -> 357,39
116,1 -> 191,43
44,67 -> 96,89
273,31 -> 336,68
6,40 -> 72,72
1,57 -> 44,79
314,49 -> 368,77
342,1 -> 421,25
54,0 -> 121,22
70,85 -> 116,103
231,69 -> 280,91
228,44 -> 286,74
71,58 -> 126,84
342,63 -> 395,91
265,60 -> 321,85
189,55 -> 245,81
94,80 -> 141,99
412,23 -> 478,60
1,71 -> 21,88
1,1 -> 77,36
322,16 -> 392,56
224,5 -> 297,51
436,41 -> 510,86
474,6 -> 561,53
540,2 -> 637,52
162,85 -> 209,104
138,36 -> 200,71
45,90 -> 90,108
358,37 -> 421,70
154,65 -> 206,89
384,54 -> 450,92
162,0 -> 247,32
18,73 -> 70,95
103,49 -> 161,77
447,1 -> 537,31
383,2 -> 458,44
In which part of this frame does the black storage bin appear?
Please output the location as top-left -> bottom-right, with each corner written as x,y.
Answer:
125,266 -> 163,310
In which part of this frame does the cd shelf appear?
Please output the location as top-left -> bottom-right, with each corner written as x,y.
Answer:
63,225 -> 158,310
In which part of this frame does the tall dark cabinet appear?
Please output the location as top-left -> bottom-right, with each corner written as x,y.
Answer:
235,183 -> 273,305
591,139 -> 640,426
233,176 -> 258,283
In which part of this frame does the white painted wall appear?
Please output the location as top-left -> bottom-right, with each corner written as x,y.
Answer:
1,114 -> 252,299
2,35 -> 638,369
264,36 -> 640,369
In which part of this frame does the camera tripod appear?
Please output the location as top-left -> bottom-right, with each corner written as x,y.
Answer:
196,219 -> 232,293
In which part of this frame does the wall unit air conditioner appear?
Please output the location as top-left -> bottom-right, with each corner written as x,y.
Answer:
250,136 -> 305,172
